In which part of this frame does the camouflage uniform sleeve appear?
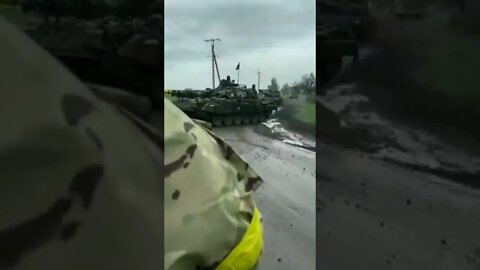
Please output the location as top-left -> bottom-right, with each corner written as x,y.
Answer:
0,16 -> 262,270
164,97 -> 263,270
0,17 -> 166,270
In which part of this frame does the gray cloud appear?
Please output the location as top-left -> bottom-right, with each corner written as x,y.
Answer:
165,0 -> 315,90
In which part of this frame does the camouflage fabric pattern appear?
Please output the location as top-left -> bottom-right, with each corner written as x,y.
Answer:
0,16 -> 262,270
0,16 -> 164,269
164,97 -> 263,269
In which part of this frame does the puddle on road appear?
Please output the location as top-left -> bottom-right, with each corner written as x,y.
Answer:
259,118 -> 316,151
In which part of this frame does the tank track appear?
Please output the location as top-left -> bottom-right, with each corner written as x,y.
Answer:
181,111 -> 275,127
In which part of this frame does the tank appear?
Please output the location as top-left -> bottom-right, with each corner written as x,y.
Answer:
19,0 -> 159,19
24,14 -> 163,107
258,89 -> 283,106
317,0 -> 375,41
317,0 -> 367,92
318,25 -> 359,88
170,78 -> 278,127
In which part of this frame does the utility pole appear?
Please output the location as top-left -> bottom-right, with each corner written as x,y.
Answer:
213,54 -> 221,84
204,38 -> 221,89
257,70 -> 261,90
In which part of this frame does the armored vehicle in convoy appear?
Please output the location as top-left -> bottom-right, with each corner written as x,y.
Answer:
289,93 -> 299,99
23,15 -> 163,107
258,89 -> 283,106
316,0 -> 368,91
317,0 -> 374,41
170,77 -> 278,127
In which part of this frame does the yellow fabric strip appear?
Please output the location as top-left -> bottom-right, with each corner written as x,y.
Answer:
216,207 -> 263,270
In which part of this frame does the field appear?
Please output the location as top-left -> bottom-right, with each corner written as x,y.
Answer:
295,101 -> 316,124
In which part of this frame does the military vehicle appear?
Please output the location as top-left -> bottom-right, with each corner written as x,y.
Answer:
318,25 -> 359,89
18,0 -> 160,18
392,0 -> 425,19
170,78 -> 278,127
317,0 -> 368,93
258,89 -> 283,106
289,93 -> 299,99
317,0 -> 374,41
24,15 -> 163,107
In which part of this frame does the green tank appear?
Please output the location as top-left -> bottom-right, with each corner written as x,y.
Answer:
170,78 -> 278,127
258,89 -> 283,106
23,15 -> 163,107
19,0 -> 160,19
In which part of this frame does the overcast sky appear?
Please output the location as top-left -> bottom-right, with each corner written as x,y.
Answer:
164,0 -> 315,90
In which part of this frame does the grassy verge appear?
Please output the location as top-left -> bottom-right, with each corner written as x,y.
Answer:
295,101 -> 316,124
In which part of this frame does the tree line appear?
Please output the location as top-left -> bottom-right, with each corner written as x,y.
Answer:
266,73 -> 316,97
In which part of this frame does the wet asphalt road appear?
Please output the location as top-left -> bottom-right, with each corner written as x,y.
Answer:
213,120 -> 480,270
317,142 -> 480,270
212,126 -> 316,270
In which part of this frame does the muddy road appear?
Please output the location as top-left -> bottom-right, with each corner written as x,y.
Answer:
316,6 -> 480,268
212,126 -> 316,270
317,141 -> 480,270
315,85 -> 480,269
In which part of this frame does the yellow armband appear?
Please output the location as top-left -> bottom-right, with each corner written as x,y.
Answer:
216,207 -> 263,270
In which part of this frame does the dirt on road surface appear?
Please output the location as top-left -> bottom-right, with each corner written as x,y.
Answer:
317,141 -> 480,270
212,126 -> 316,270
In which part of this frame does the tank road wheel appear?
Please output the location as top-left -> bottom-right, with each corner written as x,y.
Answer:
242,115 -> 251,125
224,116 -> 233,126
212,116 -> 223,127
233,115 -> 242,125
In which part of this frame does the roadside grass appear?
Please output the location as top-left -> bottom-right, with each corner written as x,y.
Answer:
295,101 -> 316,125
415,32 -> 480,99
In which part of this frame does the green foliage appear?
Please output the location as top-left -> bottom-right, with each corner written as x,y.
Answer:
289,73 -> 315,96
295,102 -> 316,124
298,73 -> 316,96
